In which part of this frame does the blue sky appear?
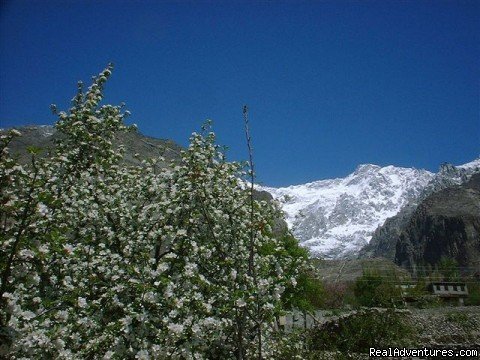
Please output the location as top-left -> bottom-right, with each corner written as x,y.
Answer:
1,0 -> 479,186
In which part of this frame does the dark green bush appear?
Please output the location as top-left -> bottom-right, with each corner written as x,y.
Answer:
307,309 -> 415,353
354,271 -> 402,307
466,282 -> 480,306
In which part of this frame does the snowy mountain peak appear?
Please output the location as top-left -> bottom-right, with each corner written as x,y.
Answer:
353,163 -> 381,174
262,160 -> 478,259
456,157 -> 480,171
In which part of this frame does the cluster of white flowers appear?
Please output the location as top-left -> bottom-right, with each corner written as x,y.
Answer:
0,66 -> 307,359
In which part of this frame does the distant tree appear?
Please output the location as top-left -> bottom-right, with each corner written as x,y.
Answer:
354,271 -> 402,308
438,257 -> 460,282
466,283 -> 480,306
322,282 -> 351,309
270,233 -> 324,311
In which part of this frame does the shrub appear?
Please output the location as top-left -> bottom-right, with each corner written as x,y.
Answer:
354,271 -> 402,308
307,309 -> 415,354
322,282 -> 357,309
437,257 -> 460,282
279,236 -> 325,311
466,282 -> 480,306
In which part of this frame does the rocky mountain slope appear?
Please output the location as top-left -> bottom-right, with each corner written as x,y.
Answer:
2,125 -> 183,167
357,204 -> 417,260
360,159 -> 480,260
394,172 -> 480,273
262,165 -> 435,259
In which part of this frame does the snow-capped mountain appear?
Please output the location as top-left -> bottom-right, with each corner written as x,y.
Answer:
261,159 -> 480,259
421,158 -> 480,196
5,126 -> 479,260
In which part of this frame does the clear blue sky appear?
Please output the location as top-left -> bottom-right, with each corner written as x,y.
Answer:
1,0 -> 479,186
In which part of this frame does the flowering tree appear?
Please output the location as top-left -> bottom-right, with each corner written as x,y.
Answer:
0,65 -> 306,359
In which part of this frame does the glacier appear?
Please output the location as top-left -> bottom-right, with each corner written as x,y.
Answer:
260,159 -> 480,259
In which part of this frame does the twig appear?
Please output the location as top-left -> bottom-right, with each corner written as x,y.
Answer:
243,105 -> 262,359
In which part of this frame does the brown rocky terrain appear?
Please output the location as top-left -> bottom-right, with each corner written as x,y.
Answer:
2,125 -> 183,167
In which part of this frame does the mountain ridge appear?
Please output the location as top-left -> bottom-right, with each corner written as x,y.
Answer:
359,158 -> 480,260
3,124 -> 479,260
261,159 -> 480,259
1,124 -> 183,168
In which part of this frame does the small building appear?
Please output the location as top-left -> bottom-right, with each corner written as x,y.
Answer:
395,282 -> 422,306
398,283 -> 418,296
396,281 -> 469,306
428,282 -> 468,305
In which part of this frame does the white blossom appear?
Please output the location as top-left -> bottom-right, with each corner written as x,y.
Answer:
167,323 -> 184,334
235,299 -> 247,308
37,202 -> 49,216
77,297 -> 87,308
0,66 -> 306,359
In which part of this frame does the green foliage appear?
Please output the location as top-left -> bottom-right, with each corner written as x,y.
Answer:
445,311 -> 474,330
400,279 -> 440,309
405,279 -> 428,298
307,309 -> 416,353
289,272 -> 325,311
437,257 -> 460,282
416,295 -> 442,309
354,271 -> 402,308
279,233 -> 325,311
354,272 -> 381,307
466,282 -> 480,306
321,282 -> 357,309
26,145 -> 42,155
